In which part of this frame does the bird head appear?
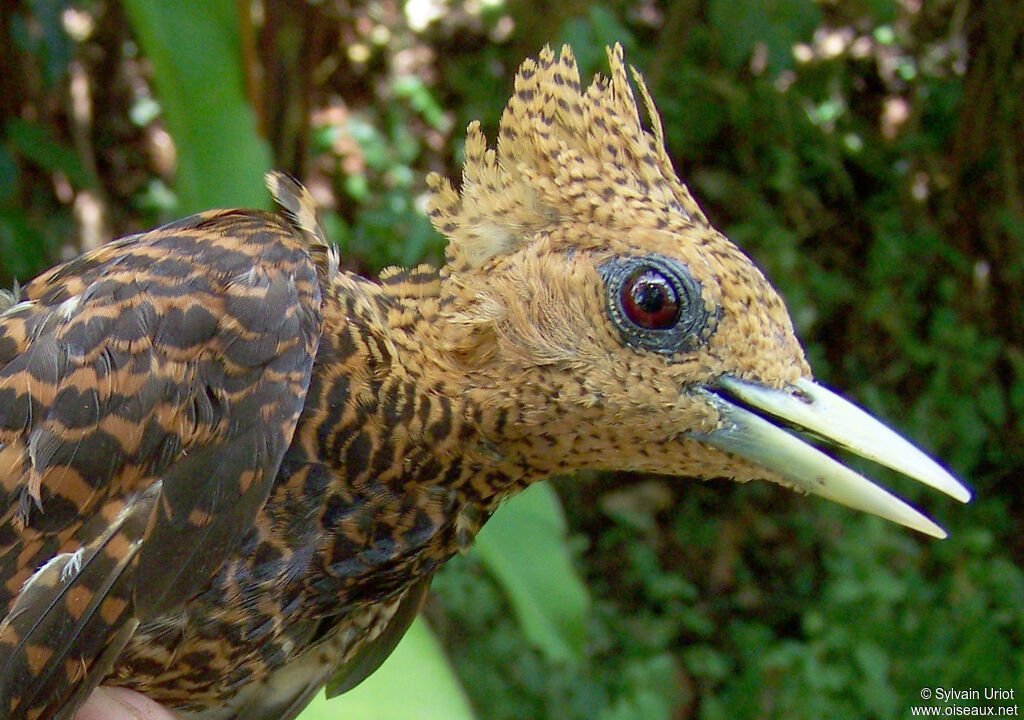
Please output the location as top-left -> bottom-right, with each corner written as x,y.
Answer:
426,44 -> 970,537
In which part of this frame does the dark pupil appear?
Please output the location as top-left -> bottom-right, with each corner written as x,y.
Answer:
621,269 -> 680,329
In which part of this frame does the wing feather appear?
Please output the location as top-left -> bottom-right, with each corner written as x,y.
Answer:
0,200 -> 324,719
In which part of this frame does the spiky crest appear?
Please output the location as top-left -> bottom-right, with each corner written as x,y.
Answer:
427,44 -> 709,268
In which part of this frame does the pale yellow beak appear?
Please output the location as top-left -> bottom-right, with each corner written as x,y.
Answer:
692,376 -> 971,538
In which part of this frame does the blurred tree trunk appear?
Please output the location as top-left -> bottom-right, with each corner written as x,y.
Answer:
0,1 -> 27,124
950,0 -> 1024,330
949,0 -> 1024,538
255,0 -> 327,176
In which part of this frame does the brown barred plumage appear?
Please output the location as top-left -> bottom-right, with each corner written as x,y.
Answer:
0,46 -> 968,720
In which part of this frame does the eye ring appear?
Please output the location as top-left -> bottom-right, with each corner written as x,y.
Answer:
599,254 -> 713,355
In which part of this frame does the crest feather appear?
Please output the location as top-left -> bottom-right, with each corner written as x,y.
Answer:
427,44 -> 708,268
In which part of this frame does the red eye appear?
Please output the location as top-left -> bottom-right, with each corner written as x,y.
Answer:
620,268 -> 680,329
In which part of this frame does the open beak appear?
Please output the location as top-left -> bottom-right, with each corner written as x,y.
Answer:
690,376 -> 971,538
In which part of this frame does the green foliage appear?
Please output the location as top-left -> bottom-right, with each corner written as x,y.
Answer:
304,619 -> 478,720
120,0 -> 272,212
0,209 -> 49,282
5,119 -> 90,187
691,514 -> 1024,720
471,483 -> 591,663
325,110 -> 444,270
708,0 -> 822,71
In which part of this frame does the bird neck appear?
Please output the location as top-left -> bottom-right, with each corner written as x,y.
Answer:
367,266 -> 592,510
296,265 -> 597,590
310,268 -> 532,521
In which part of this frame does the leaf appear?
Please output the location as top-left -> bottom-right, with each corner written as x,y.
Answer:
470,483 -> 591,663
5,119 -> 91,187
297,618 -> 477,720
120,0 -> 272,211
0,212 -> 49,281
707,0 -> 822,71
